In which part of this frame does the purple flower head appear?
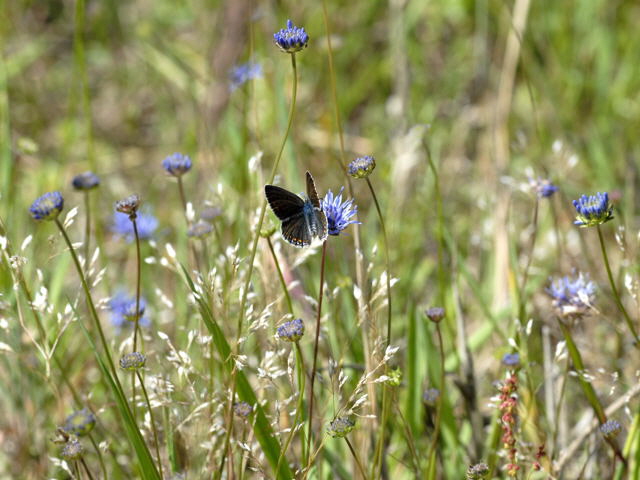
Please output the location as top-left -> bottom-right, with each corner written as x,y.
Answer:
502,353 -> 521,369
162,152 -> 192,177
72,171 -> 100,191
109,291 -> 150,329
322,187 -> 360,236
573,192 -> 614,227
229,62 -> 262,91
30,191 -> 64,221
547,272 -> 596,317
273,19 -> 309,53
112,210 -> 158,242
529,177 -> 558,198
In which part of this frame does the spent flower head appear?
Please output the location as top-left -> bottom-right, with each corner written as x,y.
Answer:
229,62 -> 262,91
348,155 -> 376,179
466,463 -> 490,480
426,307 -> 445,323
115,194 -> 140,216
276,318 -> 305,342
61,437 -> 84,461
30,191 -> 64,221
233,401 -> 254,418
327,416 -> 356,438
120,352 -> 147,371
573,192 -> 614,227
63,409 -> 96,436
322,187 -> 360,236
273,19 -> 309,53
600,419 -> 622,439
162,152 -> 192,177
547,272 -> 596,317
187,220 -> 213,238
72,171 -> 100,190
112,210 -> 158,242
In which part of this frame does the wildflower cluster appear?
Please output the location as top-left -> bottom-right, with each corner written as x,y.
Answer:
162,152 -> 192,177
547,273 -> 596,317
498,373 -> 519,477
276,318 -> 305,342
273,20 -> 309,53
322,188 -> 360,236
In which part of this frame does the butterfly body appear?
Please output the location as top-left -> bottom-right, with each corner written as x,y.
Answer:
265,172 -> 328,247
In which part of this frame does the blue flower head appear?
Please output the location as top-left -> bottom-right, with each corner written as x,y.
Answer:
273,19 -> 309,53
112,210 -> 158,242
119,352 -> 147,371
277,318 -> 305,342
573,192 -> 614,227
229,62 -> 262,91
529,178 -> 558,198
322,187 -> 360,236
348,156 -> 376,179
110,291 -> 150,329
547,272 -> 596,317
72,171 -> 100,191
63,409 -> 96,436
162,153 -> 192,177
30,191 -> 64,221
502,353 -> 521,369
600,419 -> 622,439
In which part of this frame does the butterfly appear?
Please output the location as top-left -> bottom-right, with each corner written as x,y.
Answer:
265,171 -> 328,247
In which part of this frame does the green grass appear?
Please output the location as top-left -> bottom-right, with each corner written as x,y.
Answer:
1,0 -> 640,478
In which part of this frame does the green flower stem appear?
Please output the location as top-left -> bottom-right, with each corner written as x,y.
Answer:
176,176 -> 203,272
557,318 -> 627,467
136,370 -> 164,479
83,191 -> 91,273
365,177 -> 392,348
596,225 -> 639,344
266,236 -> 294,315
80,458 -> 95,480
132,217 -> 142,352
372,383 -> 391,478
425,322 -> 446,478
345,437 -> 367,479
306,240 -> 328,464
219,52 -> 298,478
54,218 -> 118,377
88,433 -> 108,480
276,342 -> 307,474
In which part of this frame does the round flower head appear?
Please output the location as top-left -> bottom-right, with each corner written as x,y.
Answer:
201,206 -> 222,221
72,171 -> 100,191
187,220 -> 213,238
600,419 -> 622,439
466,463 -> 490,480
426,307 -> 445,323
573,192 -> 614,227
422,388 -> 440,406
30,191 -> 64,221
277,318 -> 305,342
61,437 -> 84,461
110,292 -> 151,329
348,155 -> 376,179
502,353 -> 520,369
233,401 -> 254,418
547,272 -> 596,317
229,62 -> 262,91
63,409 -> 96,436
273,19 -> 309,53
327,416 -> 356,438
322,187 -> 360,236
530,178 -> 558,198
119,352 -> 147,371
115,194 -> 140,215
162,152 -> 192,177
112,210 -> 158,243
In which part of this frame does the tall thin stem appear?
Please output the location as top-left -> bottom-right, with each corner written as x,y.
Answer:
426,323 -> 446,477
266,236 -> 294,315
136,370 -> 164,479
345,437 -> 367,479
83,191 -> 91,273
54,218 -> 118,376
306,240 -> 328,463
365,177 -> 392,347
596,226 -> 639,344
218,52 -> 298,478
132,217 -> 142,352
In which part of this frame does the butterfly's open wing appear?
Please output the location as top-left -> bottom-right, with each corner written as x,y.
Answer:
281,215 -> 311,247
265,185 -> 305,220
306,171 -> 328,242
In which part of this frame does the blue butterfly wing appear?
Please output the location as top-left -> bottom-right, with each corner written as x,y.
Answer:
265,185 -> 305,220
281,214 -> 311,247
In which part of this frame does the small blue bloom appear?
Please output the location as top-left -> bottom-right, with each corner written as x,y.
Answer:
322,187 -> 360,236
72,172 -> 100,191
273,19 -> 309,53
109,291 -> 150,329
162,153 -> 192,177
229,62 -> 262,91
502,353 -> 520,368
348,155 -> 376,179
529,178 -> 558,198
422,388 -> 440,406
63,409 -> 96,436
547,272 -> 596,317
600,419 -> 622,439
112,210 -> 158,242
119,352 -> 147,371
277,318 -> 305,342
30,191 -> 64,221
572,192 -> 614,227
